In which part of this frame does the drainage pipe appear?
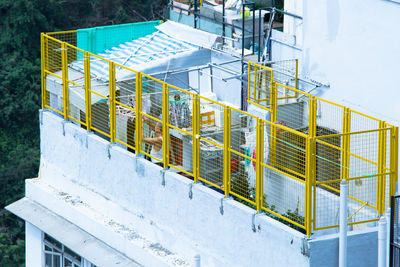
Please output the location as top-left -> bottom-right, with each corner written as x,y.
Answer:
386,208 -> 391,267
194,254 -> 200,267
378,216 -> 387,267
339,179 -> 348,267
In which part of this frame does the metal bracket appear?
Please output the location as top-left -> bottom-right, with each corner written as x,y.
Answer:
251,213 -> 257,232
62,120 -> 67,136
301,238 -> 310,257
107,143 -> 112,159
160,169 -> 167,186
220,198 -> 224,215
189,184 -> 193,199
39,109 -> 44,125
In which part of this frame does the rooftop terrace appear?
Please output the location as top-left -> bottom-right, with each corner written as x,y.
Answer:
41,19 -> 398,238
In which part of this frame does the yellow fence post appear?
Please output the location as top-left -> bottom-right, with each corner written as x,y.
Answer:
248,62 -> 252,102
223,107 -> 231,197
390,126 -> 399,198
305,136 -> 315,236
192,95 -> 200,183
162,83 -> 169,168
61,42 -> 69,119
109,62 -> 116,143
341,107 -> 351,180
256,119 -> 264,211
84,52 -> 91,131
135,73 -> 142,154
270,82 -> 278,166
41,33 -> 46,109
377,120 -> 387,214
308,97 -> 317,138
295,59 -> 299,98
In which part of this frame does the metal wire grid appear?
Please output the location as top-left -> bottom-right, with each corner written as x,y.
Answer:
275,83 -> 309,131
265,59 -> 297,88
115,65 -> 138,151
43,36 -> 64,115
41,32 -> 399,235
65,44 -> 86,126
229,108 -> 258,205
140,75 -> 164,164
261,121 -> 306,230
391,196 -> 400,267
248,63 -> 273,111
46,31 -> 77,47
198,96 -> 225,190
167,85 -> 195,176
315,98 -> 344,135
87,54 -> 111,138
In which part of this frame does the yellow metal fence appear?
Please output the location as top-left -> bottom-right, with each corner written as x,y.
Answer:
41,32 -> 398,236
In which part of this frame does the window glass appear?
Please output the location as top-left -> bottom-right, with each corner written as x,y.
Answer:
53,254 -> 61,267
64,246 -> 81,262
45,253 -> 52,267
64,258 -> 72,267
45,234 -> 62,251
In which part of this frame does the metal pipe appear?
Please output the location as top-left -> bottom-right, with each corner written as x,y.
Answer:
252,4 -> 255,55
194,0 -> 198,29
222,0 -> 225,47
386,208 -> 391,266
378,216 -> 387,267
339,179 -> 348,267
258,9 -> 262,62
194,254 -> 200,267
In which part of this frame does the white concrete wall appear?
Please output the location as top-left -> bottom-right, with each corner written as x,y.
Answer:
26,222 -> 43,267
301,0 -> 400,126
39,110 -> 309,267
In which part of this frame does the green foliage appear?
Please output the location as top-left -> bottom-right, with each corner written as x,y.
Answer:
0,0 -> 167,264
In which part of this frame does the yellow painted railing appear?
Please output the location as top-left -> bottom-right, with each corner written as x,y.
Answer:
41,31 -> 398,237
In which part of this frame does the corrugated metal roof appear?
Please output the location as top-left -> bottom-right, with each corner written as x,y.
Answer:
70,31 -> 198,81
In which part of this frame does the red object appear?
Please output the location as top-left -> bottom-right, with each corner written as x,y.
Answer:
231,158 -> 239,173
252,148 -> 256,168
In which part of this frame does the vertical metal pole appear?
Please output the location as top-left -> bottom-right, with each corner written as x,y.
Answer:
194,254 -> 200,267
194,0 -> 198,29
389,196 -> 395,267
109,62 -> 116,143
308,97 -> 317,138
390,127 -> 399,197
378,216 -> 387,267
61,42 -> 69,120
252,4 -> 255,55
135,73 -> 142,154
378,120 -> 386,215
295,59 -> 299,97
222,0 -> 225,47
223,107 -> 231,197
305,137 -> 315,237
339,179 -> 348,267
248,62 -> 252,102
258,9 -> 262,62
84,52 -> 91,131
192,95 -> 200,183
41,33 -> 46,109
270,81 -> 277,167
241,4 -> 245,59
341,108 -> 350,181
386,208 -> 391,266
256,119 -> 264,211
163,83 -> 169,168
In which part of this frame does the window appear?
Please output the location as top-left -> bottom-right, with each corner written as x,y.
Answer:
43,234 -> 96,267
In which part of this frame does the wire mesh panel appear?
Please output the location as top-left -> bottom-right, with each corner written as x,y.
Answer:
46,31 -> 77,47
229,108 -> 258,205
261,120 -> 307,231
265,59 -> 297,88
248,62 -> 273,111
114,64 -> 138,151
140,74 -> 164,164
275,83 -> 310,130
315,98 -> 345,135
65,43 -> 86,126
88,54 -> 111,138
43,35 -> 64,115
198,96 -> 225,190
167,84 -> 195,176
390,196 -> 400,267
